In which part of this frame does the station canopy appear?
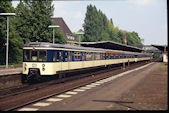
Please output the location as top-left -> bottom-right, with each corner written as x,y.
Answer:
75,41 -> 143,53
152,45 -> 168,52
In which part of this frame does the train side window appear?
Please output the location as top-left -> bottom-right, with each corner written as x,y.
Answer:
64,51 -> 68,62
106,53 -> 108,59
55,51 -> 59,62
96,52 -> 100,60
86,52 -> 89,60
103,53 -> 106,60
90,52 -> 92,60
105,53 -> 109,59
103,53 -> 105,60
39,50 -> 47,61
120,55 -> 122,59
90,52 -> 93,60
86,52 -> 91,61
93,52 -> 96,60
116,55 -> 119,59
74,51 -> 81,61
59,51 -> 63,62
68,51 -> 72,61
100,53 -> 102,60
53,51 -> 56,61
81,52 -> 86,61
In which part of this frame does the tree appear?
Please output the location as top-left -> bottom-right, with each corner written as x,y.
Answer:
15,0 -> 66,44
0,0 -> 23,65
108,20 -> 121,43
83,5 -> 98,42
83,5 -> 110,42
83,4 -> 143,46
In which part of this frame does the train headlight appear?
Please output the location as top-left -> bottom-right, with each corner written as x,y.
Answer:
42,67 -> 45,71
42,64 -> 45,67
42,64 -> 45,71
24,63 -> 27,71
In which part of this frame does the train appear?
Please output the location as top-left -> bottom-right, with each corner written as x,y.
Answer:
22,42 -> 151,82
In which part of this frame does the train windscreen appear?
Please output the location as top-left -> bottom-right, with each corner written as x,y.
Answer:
23,50 -> 46,61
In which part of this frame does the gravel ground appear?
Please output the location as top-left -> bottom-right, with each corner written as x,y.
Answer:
110,62 -> 168,110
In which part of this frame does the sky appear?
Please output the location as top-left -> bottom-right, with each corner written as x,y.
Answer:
12,0 -> 168,45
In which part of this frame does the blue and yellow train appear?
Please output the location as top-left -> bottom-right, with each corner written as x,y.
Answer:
22,42 -> 151,82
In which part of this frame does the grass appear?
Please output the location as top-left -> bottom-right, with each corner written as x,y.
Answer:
156,63 -> 168,71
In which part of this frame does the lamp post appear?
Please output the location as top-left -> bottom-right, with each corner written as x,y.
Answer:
75,29 -> 84,46
0,13 -> 16,68
48,25 -> 60,44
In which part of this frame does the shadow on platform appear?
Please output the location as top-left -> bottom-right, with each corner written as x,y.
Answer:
92,99 -> 137,110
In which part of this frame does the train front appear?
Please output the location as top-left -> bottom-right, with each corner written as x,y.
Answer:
22,44 -> 55,82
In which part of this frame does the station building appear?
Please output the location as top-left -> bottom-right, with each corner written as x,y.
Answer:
74,41 -> 143,53
52,17 -> 77,45
152,45 -> 168,63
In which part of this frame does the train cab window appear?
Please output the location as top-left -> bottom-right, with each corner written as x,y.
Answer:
24,50 -> 47,61
53,51 -> 56,61
24,50 -> 30,61
39,51 -> 46,61
31,51 -> 38,61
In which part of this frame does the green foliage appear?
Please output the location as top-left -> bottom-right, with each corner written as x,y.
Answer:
54,29 -> 66,44
15,0 -> 65,44
83,5 -> 110,42
73,32 -> 84,42
83,4 -> 143,46
0,0 -> 23,65
153,52 -> 162,58
0,0 -> 66,65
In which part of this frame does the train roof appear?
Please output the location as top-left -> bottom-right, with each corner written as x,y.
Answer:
24,42 -> 146,55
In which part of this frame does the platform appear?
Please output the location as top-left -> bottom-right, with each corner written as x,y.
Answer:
0,67 -> 22,76
16,62 -> 167,111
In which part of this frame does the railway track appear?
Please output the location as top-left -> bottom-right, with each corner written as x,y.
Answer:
0,61 -> 151,111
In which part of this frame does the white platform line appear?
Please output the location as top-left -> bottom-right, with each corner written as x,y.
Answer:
80,87 -> 91,89
90,83 -> 101,86
46,98 -> 63,102
33,102 -> 51,107
17,108 -> 38,111
95,81 -> 105,84
57,94 -> 72,98
105,63 -> 153,82
73,89 -> 85,92
100,79 -> 109,82
86,85 -> 96,87
65,91 -> 78,95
